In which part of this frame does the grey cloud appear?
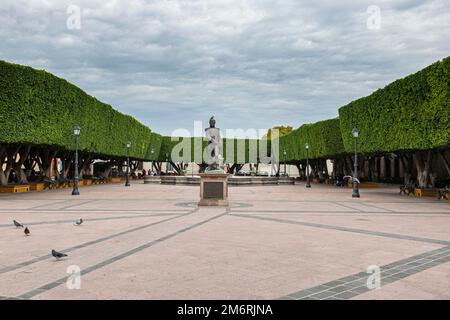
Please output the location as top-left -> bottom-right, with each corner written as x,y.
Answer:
0,0 -> 449,136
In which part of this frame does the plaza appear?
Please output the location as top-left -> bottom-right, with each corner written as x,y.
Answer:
0,2 -> 449,305
1,182 -> 449,300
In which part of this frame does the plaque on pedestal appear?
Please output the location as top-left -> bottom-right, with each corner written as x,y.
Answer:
198,173 -> 229,206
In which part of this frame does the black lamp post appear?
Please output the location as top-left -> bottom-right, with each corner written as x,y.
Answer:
125,141 -> 131,187
305,143 -> 311,188
352,128 -> 360,198
72,125 -> 80,196
150,148 -> 154,175
165,153 -> 169,174
283,149 -> 287,176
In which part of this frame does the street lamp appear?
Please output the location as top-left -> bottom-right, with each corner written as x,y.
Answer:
305,143 -> 311,188
72,125 -> 81,196
352,128 -> 360,198
125,141 -> 131,187
283,149 -> 287,176
150,148 -> 154,175
165,153 -> 169,174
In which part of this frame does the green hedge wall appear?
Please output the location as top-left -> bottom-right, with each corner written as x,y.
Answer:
159,136 -> 272,164
2,57 -> 448,165
339,56 -> 450,154
279,118 -> 345,162
0,60 -> 153,160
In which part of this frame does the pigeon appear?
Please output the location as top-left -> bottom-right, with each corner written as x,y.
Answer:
52,249 -> 68,260
75,218 -> 83,226
13,220 -> 24,228
24,227 -> 30,236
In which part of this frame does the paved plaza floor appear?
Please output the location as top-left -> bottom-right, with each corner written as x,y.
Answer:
0,182 -> 449,300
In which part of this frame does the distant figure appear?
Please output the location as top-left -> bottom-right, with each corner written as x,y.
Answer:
142,169 -> 147,177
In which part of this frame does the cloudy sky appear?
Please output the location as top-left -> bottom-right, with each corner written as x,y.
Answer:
1,0 -> 449,136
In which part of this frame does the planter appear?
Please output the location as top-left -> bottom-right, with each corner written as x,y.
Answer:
29,183 -> 46,191
414,188 -> 438,197
359,182 -> 380,189
0,185 -> 30,193
347,182 -> 380,189
110,177 -> 122,183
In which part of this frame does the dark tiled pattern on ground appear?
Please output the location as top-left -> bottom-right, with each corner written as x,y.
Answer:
0,209 -> 197,274
17,210 -> 228,299
279,246 -> 450,300
0,212 -> 186,228
232,214 -> 450,246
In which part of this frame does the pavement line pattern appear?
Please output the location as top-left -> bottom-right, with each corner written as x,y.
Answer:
280,245 -> 450,300
0,212 -> 185,228
57,200 -> 99,210
333,201 -> 395,213
17,210 -> 228,299
0,209 -> 198,275
353,202 -> 396,213
230,209 -> 450,215
232,214 -> 450,246
29,200 -> 69,210
0,208 -> 191,213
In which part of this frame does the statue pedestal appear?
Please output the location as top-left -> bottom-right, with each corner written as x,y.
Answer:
198,173 -> 229,207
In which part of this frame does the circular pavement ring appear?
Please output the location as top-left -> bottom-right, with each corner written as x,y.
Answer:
175,201 -> 253,209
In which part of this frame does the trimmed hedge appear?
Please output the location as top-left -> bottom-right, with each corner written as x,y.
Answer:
279,118 -> 345,161
2,57 -> 448,165
0,60 -> 153,160
339,56 -> 450,154
160,136 -> 271,164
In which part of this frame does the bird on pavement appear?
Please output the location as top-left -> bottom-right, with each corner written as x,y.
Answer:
52,249 -> 68,260
13,220 -> 24,228
75,218 -> 83,226
24,227 -> 30,236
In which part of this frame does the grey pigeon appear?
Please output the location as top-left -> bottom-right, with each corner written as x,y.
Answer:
13,220 -> 24,228
24,227 -> 30,236
75,218 -> 83,226
52,249 -> 67,259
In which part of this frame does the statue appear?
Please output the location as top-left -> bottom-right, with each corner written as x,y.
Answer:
209,116 -> 216,128
205,116 -> 222,172
199,116 -> 229,207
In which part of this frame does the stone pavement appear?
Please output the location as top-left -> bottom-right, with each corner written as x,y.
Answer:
0,182 -> 449,300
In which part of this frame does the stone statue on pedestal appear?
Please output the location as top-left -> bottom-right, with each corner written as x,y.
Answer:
198,116 -> 229,206
205,116 -> 223,173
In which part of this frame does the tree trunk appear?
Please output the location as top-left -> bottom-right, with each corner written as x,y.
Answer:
14,145 -> 31,184
437,151 -> 450,176
0,146 -> 7,186
101,162 -> 113,178
413,151 -> 433,188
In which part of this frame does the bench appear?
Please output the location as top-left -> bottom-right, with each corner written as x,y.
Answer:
414,188 -> 438,197
43,178 -> 59,190
29,183 -> 46,191
437,188 -> 450,200
399,184 -> 415,195
0,185 -> 30,193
